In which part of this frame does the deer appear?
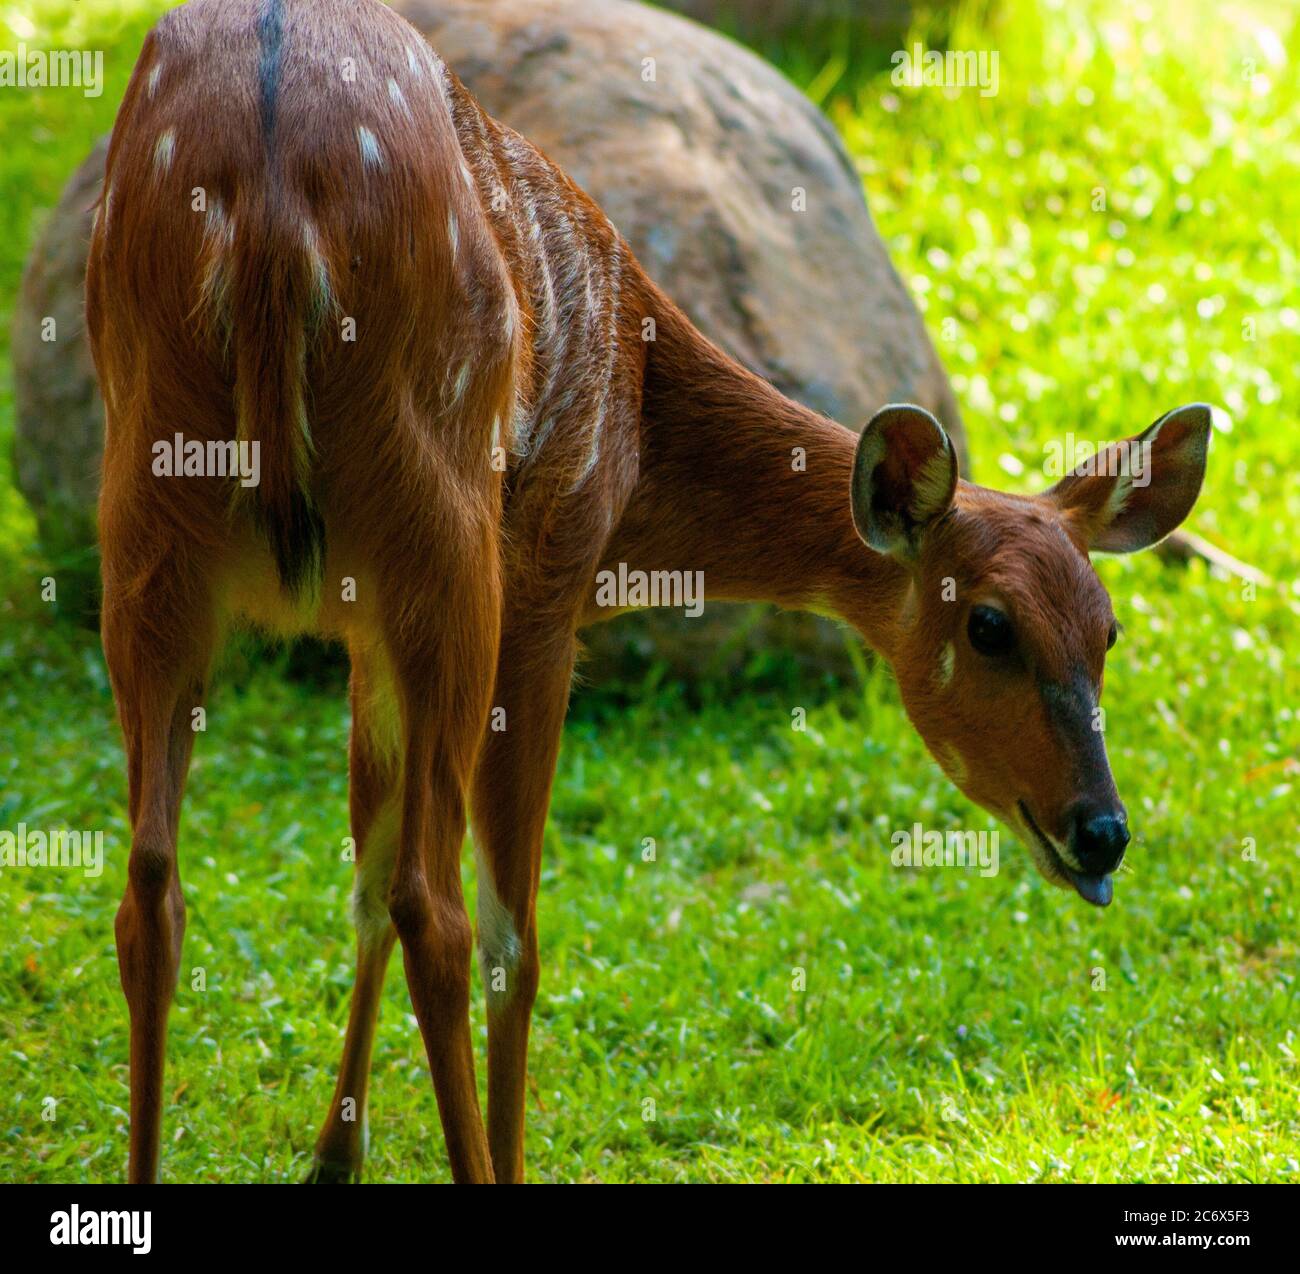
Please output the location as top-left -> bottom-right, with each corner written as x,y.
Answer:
86,0 -> 1212,1184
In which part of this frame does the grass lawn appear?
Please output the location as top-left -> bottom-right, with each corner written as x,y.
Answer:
1,0 -> 1297,1182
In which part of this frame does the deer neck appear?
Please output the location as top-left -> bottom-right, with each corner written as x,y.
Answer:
603,291 -> 912,661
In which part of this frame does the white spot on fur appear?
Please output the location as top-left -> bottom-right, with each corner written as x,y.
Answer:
387,77 -> 410,117
406,45 -> 422,76
153,129 -> 175,173
936,641 -> 955,688
449,359 -> 471,407
447,209 -> 459,257
357,126 -> 383,169
147,63 -> 162,99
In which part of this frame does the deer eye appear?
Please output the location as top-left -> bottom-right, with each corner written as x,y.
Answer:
968,605 -> 1014,657
1106,621 -> 1119,651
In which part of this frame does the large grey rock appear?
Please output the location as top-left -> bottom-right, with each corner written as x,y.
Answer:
659,0 -> 917,43
13,0 -> 964,676
12,134 -> 109,619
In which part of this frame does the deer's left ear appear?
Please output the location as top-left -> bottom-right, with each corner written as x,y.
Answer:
850,403 -> 958,557
1047,403 -> 1213,553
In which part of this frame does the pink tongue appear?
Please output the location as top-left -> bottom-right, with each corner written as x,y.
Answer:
1071,872 -> 1114,907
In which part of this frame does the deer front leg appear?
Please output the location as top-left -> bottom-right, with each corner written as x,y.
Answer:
307,928 -> 395,1182
471,628 -> 576,1184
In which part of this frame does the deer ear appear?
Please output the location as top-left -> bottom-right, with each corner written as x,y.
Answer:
850,403 -> 958,556
1047,403 -> 1212,553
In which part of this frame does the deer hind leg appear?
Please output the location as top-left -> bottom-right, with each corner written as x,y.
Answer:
383,521 -> 502,1183
307,644 -> 401,1183
471,624 -> 577,1184
101,538 -> 216,1184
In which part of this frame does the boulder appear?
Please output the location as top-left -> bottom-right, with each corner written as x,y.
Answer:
13,0 -> 964,678
12,134 -> 110,619
659,0 -> 918,44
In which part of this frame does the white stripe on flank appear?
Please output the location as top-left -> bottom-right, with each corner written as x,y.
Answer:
502,141 -> 558,457
570,239 -> 623,491
526,205 -> 586,457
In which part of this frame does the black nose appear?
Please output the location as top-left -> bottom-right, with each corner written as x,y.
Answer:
1072,808 -> 1130,874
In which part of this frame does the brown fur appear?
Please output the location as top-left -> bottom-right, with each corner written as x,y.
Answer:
90,0 -> 1209,1183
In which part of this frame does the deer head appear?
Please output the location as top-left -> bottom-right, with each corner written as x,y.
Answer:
851,401 -> 1212,907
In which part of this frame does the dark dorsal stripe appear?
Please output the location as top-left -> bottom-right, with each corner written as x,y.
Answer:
257,0 -> 284,140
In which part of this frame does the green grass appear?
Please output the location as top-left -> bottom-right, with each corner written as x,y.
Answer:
1,0 -> 1297,1182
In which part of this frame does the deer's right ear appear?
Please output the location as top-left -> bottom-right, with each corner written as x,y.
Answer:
850,404 -> 958,557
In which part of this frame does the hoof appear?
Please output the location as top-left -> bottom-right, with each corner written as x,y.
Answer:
303,1157 -> 362,1184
